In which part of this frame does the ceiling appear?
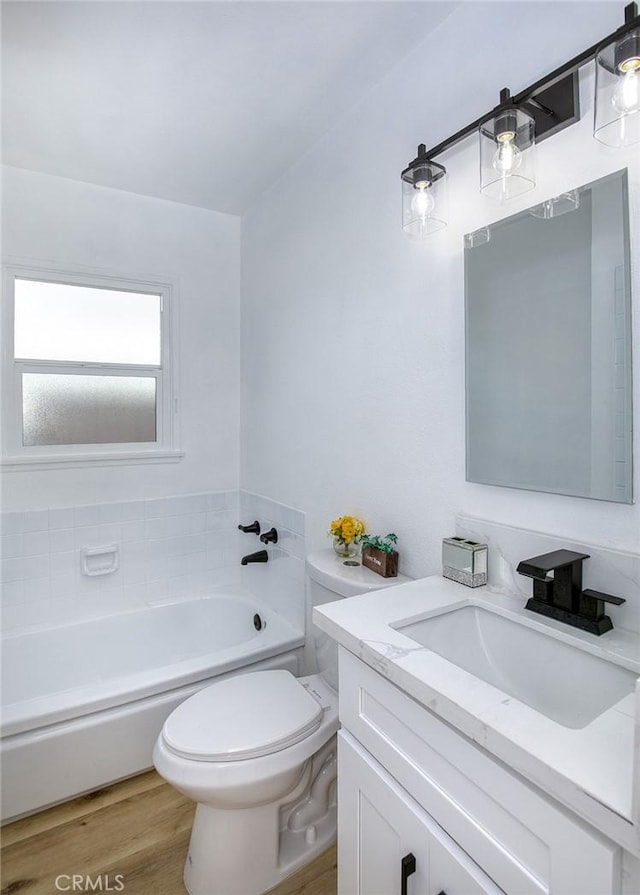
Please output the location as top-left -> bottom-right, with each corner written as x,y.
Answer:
1,1 -> 455,215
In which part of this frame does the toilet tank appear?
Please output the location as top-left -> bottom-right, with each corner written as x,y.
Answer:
305,550 -> 410,691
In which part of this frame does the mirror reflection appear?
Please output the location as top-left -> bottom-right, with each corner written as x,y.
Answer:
465,169 -> 632,503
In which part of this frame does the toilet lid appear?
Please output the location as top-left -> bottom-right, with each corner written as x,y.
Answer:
162,670 -> 324,762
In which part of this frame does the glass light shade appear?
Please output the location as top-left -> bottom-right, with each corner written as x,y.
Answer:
401,150 -> 447,238
594,28 -> 640,147
528,190 -> 580,220
479,107 -> 536,201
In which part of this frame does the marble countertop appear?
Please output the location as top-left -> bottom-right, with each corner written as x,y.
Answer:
313,574 -> 640,853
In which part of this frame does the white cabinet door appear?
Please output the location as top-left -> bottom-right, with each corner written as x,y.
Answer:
338,731 -> 503,895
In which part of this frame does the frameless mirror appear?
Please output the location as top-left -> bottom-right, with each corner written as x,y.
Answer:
465,169 -> 632,503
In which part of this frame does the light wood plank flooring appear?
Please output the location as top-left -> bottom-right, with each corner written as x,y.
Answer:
1,771 -> 337,895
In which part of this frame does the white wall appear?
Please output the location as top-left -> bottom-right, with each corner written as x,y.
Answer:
1,166 -> 241,510
240,1 -> 640,581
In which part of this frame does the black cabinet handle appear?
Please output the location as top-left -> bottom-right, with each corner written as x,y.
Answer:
436,891 -> 447,895
238,521 -> 260,535
401,853 -> 416,895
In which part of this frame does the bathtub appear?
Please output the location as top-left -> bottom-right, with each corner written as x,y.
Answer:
1,594 -> 304,822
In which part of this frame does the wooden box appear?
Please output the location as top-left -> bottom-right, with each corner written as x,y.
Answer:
362,547 -> 398,578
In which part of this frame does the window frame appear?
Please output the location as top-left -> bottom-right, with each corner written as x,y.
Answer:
1,263 -> 182,470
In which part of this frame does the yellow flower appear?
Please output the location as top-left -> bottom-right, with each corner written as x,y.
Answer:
328,514 -> 366,544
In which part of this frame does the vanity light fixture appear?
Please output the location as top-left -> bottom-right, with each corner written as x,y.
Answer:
401,144 -> 447,238
594,6 -> 640,146
479,89 -> 536,200
403,1 -> 640,237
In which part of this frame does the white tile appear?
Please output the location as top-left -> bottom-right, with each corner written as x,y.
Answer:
49,507 -> 74,530
2,555 -> 49,582
26,577 -> 52,601
1,579 -> 25,604
2,558 -> 24,582
164,494 -> 208,516
121,520 -> 147,542
122,540 -> 149,564
1,534 -> 22,560
284,507 -> 305,536
145,578 -> 171,600
74,504 -> 104,527
146,555 -> 168,582
164,536 -> 187,557
74,523 -> 121,549
21,531 -> 50,557
145,497 -> 172,518
120,500 -> 147,521
51,575 -> 77,599
49,528 -> 75,553
187,552 -> 211,574
206,492 -> 227,511
98,502 -> 126,524
51,551 -> 77,578
190,513 -> 207,534
165,515 -> 193,538
22,510 -> 49,532
222,490 -> 240,509
166,554 -> 189,578
1,512 -> 24,535
144,517 -> 166,540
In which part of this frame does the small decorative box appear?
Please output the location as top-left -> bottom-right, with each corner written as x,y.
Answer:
442,537 -> 487,588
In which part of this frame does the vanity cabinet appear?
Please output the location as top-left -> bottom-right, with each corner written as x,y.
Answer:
339,731 -> 503,895
338,647 -> 622,895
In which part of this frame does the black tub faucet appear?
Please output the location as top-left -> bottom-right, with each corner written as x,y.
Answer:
260,528 -> 278,544
238,521 -> 261,535
241,549 -> 269,566
517,549 -> 625,635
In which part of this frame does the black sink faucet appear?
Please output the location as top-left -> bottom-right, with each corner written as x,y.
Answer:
517,549 -> 625,635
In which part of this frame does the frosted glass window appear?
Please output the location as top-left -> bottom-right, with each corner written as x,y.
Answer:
15,279 -> 161,365
22,374 -> 157,446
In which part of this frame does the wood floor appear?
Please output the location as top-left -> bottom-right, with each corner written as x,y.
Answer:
0,771 -> 337,895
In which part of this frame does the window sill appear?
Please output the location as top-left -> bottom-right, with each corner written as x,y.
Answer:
0,450 -> 184,472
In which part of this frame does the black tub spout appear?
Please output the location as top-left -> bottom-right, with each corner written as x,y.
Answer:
241,549 -> 269,566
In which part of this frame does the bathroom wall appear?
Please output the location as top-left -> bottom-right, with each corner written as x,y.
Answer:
0,490 -> 305,632
1,165 -> 241,510
240,3 -> 640,584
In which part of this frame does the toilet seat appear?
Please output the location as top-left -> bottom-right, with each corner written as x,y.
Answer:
162,670 -> 324,762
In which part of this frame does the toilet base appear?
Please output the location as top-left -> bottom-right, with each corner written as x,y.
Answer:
183,739 -> 337,895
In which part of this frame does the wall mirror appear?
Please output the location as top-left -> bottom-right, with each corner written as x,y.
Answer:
465,169 -> 632,503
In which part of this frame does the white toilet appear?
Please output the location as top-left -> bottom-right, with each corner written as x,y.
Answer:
153,550 -> 407,895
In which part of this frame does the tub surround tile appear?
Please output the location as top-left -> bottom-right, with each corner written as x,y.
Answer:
73,504 -> 105,528
1,512 -> 25,535
21,510 -> 49,533
2,555 -> 50,583
74,522 -> 121,550
1,580 -> 25,604
0,490 -> 305,634
120,520 -> 147,542
1,534 -> 22,559
48,508 -> 75,530
50,550 -> 76,578
49,529 -> 74,554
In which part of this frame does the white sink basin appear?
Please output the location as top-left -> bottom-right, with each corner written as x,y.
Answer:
394,605 -> 637,729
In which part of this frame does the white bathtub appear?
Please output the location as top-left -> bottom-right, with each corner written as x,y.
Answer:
1,594 -> 304,822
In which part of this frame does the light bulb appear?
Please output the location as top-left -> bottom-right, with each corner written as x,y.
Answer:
492,135 -> 522,176
612,68 -> 640,114
411,185 -> 435,219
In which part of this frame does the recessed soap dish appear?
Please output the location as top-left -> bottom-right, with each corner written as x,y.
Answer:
81,544 -> 119,577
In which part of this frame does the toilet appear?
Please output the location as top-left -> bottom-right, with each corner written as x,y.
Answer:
153,550 -> 408,895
